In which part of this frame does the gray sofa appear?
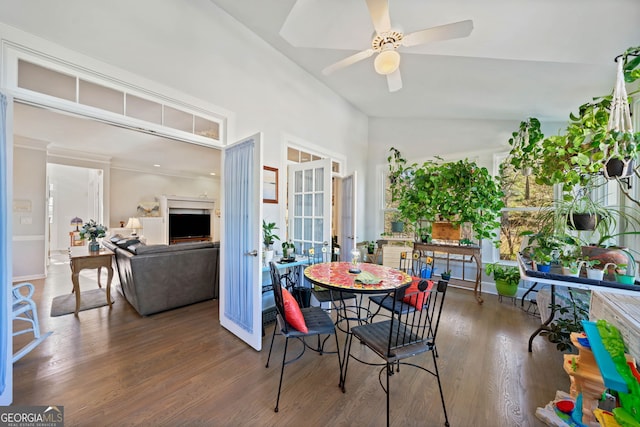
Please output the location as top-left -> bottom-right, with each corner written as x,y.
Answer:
104,238 -> 219,316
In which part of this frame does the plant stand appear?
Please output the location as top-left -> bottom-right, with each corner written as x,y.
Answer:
414,242 -> 483,303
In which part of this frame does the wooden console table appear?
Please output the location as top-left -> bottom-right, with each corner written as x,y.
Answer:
414,242 -> 483,303
69,246 -> 115,316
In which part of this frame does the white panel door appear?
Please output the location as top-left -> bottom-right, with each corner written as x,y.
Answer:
220,133 -> 263,351
340,172 -> 357,258
288,159 -> 332,257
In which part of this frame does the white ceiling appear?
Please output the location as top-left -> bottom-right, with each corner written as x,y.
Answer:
210,0 -> 640,122
8,0 -> 639,174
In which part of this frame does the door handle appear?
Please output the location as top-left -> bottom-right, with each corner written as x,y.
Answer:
245,250 -> 258,257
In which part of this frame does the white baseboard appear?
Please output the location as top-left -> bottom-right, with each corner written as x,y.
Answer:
12,273 -> 46,282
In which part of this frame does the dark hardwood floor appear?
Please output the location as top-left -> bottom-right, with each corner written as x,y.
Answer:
12,254 -> 569,426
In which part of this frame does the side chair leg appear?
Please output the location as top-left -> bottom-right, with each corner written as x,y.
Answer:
341,332 -> 354,392
275,337 -> 289,413
386,362 -> 391,427
266,323 -> 277,368
333,331 -> 342,391
432,351 -> 449,426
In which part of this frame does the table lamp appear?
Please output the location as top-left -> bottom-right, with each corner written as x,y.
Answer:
125,217 -> 142,237
70,217 -> 83,231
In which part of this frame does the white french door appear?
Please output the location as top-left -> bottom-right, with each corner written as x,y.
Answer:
219,133 -> 263,351
340,172 -> 357,256
288,159 -> 332,257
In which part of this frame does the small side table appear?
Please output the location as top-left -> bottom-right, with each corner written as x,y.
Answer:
68,246 -> 115,316
69,231 -> 84,246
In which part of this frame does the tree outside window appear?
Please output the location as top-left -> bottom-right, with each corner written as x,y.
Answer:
499,160 -> 554,260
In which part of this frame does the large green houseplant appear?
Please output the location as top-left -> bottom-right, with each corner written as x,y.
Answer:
387,148 -> 505,245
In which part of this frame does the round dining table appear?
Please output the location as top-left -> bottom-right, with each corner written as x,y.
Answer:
303,261 -> 412,294
303,261 -> 413,387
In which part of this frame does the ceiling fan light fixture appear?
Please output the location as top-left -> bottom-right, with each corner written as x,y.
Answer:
374,46 -> 400,75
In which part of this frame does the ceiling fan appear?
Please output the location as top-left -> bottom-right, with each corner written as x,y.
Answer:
321,0 -> 473,92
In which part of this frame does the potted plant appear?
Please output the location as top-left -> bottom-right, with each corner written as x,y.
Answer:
389,211 -> 405,233
532,46 -> 640,197
281,241 -> 295,261
541,290 -> 590,352
387,148 -> 505,245
440,269 -> 451,281
262,220 -> 280,264
366,241 -> 376,255
506,117 -> 544,177
604,253 -> 636,284
583,258 -> 603,280
521,230 -> 562,272
79,219 -> 107,252
485,263 -> 520,297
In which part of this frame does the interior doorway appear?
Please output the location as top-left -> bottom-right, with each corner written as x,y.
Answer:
46,163 -> 104,255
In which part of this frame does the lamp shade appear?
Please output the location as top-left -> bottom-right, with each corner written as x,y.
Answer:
70,217 -> 83,231
374,47 -> 400,75
125,217 -> 142,230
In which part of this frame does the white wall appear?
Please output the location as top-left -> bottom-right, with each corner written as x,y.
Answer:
110,168 -> 220,239
0,0 -> 370,241
12,142 -> 46,280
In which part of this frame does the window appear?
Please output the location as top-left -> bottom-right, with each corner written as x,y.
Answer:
16,59 -> 222,144
498,157 -> 554,260
287,146 -> 341,174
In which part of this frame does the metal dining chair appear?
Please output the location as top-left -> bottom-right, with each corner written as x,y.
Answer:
265,262 -> 342,413
342,279 -> 450,427
368,251 -> 434,315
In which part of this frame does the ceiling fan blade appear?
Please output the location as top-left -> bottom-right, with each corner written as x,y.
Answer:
322,49 -> 375,75
402,20 -> 474,47
365,0 -> 391,34
386,68 -> 402,92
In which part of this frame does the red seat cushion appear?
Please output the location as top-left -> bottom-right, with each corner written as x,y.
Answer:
402,278 -> 434,310
281,288 -> 308,333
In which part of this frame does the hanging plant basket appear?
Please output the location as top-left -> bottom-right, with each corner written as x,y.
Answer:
567,213 -> 601,231
604,157 -> 635,179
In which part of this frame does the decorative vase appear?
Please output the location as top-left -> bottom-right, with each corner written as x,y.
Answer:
495,278 -> 518,297
89,239 -> 100,252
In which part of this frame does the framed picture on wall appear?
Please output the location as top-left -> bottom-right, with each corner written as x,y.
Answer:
263,166 -> 278,204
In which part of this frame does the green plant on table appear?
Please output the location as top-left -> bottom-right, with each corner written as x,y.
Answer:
79,219 -> 107,241
282,241 -> 295,258
387,148 -> 504,246
262,220 -> 280,249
